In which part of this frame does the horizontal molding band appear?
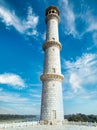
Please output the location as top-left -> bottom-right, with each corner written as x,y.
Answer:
43,41 -> 62,51
45,14 -> 60,23
40,73 -> 64,82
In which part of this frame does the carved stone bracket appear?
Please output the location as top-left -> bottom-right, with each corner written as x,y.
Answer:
40,73 -> 64,82
43,41 -> 62,51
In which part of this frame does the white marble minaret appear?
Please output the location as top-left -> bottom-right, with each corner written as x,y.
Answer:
40,6 -> 64,123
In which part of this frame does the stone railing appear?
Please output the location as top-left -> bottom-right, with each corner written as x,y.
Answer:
0,121 -> 38,129
63,120 -> 97,127
0,120 -> 97,129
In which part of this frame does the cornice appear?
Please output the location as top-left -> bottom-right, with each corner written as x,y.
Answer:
43,41 -> 62,51
40,73 -> 64,82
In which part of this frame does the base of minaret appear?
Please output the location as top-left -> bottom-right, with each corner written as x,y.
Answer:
40,74 -> 64,125
39,120 -> 64,125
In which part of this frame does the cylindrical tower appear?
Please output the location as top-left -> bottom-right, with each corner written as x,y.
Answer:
40,6 -> 64,123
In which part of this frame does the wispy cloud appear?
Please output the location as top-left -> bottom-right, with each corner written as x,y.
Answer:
63,53 -> 97,93
0,92 -> 28,103
0,6 -> 23,32
86,13 -> 97,33
85,13 -> 97,45
0,73 -> 26,88
0,106 -> 17,114
42,32 -> 46,40
59,0 -> 77,37
29,87 -> 41,99
0,6 -> 39,36
23,7 -> 39,36
0,91 -> 40,114
59,0 -> 97,42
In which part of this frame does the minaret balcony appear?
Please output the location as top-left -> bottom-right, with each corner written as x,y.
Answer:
45,13 -> 60,23
43,41 -> 62,51
40,73 -> 64,82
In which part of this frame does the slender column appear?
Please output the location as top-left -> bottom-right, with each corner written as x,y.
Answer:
40,6 -> 64,123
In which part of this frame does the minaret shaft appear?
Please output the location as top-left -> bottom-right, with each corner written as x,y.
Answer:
44,46 -> 61,74
46,18 -> 59,42
40,6 -> 64,123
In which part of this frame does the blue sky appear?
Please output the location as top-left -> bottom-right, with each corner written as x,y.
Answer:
0,0 -> 97,115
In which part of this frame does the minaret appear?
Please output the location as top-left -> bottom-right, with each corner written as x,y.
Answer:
40,6 -> 64,123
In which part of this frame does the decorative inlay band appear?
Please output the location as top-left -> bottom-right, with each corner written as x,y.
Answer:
46,14 -> 60,23
43,41 -> 62,51
40,74 -> 64,81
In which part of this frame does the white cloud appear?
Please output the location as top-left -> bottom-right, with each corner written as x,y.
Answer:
0,106 -> 18,114
0,91 -> 40,114
0,92 -> 28,103
0,73 -> 26,88
23,7 -> 39,36
42,32 -> 46,40
32,94 -> 41,98
60,0 -> 97,43
82,11 -> 97,45
29,87 -> 41,99
0,7 -> 23,32
69,73 -> 82,93
0,104 -> 40,115
63,53 -> 97,93
86,13 -> 97,33
0,6 -> 39,36
60,0 -> 77,37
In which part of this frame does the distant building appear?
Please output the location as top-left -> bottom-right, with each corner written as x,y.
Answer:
40,6 -> 64,124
